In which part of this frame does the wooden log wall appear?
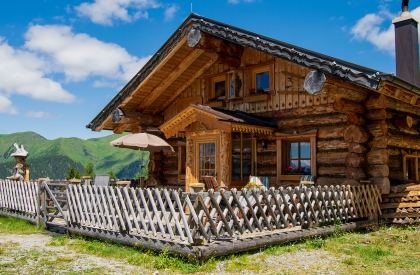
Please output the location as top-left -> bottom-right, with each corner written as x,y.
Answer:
261,98 -> 350,187
160,47 -> 377,188
255,139 -> 277,184
161,139 -> 182,188
364,94 -> 390,194
0,179 -> 38,223
147,152 -> 166,187
163,48 -> 313,121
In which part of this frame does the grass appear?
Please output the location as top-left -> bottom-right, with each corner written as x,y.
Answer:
0,215 -> 44,234
1,215 -> 420,274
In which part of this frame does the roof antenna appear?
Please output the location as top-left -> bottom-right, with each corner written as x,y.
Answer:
191,3 -> 193,13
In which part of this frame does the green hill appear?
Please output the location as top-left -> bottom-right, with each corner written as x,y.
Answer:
0,132 -> 149,180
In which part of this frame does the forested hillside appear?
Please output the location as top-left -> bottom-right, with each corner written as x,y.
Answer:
0,132 -> 149,180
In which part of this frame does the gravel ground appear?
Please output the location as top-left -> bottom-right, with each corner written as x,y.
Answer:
0,233 -> 343,274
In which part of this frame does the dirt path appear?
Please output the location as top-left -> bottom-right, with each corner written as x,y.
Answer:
0,232 -> 343,274
0,233 -> 151,274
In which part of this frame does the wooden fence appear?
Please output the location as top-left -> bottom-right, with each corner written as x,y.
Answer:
0,179 -> 39,224
66,184 -> 381,244
0,179 -> 381,259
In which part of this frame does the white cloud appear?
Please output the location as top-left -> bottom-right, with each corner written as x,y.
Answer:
25,111 -> 61,118
164,4 -> 179,22
0,38 -> 76,103
75,0 -> 160,25
350,5 -> 420,55
24,24 -> 151,82
0,94 -> 18,115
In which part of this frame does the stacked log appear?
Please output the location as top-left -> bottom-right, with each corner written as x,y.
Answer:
147,152 -> 164,186
336,98 -> 367,186
161,139 -> 181,186
380,183 -> 420,224
317,98 -> 368,186
364,94 -> 390,194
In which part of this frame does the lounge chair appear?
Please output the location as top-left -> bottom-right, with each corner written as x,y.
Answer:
201,176 -> 227,192
299,175 -> 315,189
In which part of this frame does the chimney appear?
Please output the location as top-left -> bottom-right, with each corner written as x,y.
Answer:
393,0 -> 420,86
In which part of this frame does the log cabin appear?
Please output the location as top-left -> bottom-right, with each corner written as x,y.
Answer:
87,5 -> 420,195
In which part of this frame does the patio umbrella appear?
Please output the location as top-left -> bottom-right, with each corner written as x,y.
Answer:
110,133 -> 174,187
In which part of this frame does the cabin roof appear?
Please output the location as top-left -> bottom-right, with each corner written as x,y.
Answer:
192,104 -> 277,128
86,13 -> 405,132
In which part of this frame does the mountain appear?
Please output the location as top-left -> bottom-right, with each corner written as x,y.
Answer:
0,131 -> 149,180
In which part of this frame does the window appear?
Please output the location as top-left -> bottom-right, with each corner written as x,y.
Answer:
228,70 -> 243,98
276,131 -> 316,181
177,143 -> 186,182
403,155 -> 419,180
250,64 -> 273,94
211,75 -> 226,99
285,141 -> 311,175
232,132 -> 253,181
198,142 -> 216,179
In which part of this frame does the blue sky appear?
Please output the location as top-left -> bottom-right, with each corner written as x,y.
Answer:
0,0 -> 419,140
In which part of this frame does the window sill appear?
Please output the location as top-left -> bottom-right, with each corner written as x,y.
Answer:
279,174 -> 305,181
228,97 -> 243,105
243,93 -> 271,103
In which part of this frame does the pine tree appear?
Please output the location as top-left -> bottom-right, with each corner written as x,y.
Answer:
83,161 -> 95,178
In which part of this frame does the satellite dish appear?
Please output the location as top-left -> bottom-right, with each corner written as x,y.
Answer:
187,28 -> 201,48
112,108 -> 124,123
304,71 -> 326,95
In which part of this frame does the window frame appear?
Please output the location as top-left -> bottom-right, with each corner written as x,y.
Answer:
177,142 -> 186,183
248,63 -> 274,95
193,136 -> 219,182
403,154 -> 419,181
228,70 -> 243,99
276,132 -> 316,181
211,75 -> 227,99
231,132 -> 254,182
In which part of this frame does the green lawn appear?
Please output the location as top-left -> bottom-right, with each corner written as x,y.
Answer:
1,215 -> 419,274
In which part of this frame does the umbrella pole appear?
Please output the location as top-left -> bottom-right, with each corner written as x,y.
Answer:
140,149 -> 144,188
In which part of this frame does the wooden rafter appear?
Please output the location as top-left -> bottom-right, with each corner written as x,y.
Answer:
136,48 -> 205,111
117,111 -> 163,126
119,36 -> 189,108
153,53 -> 218,114
113,124 -> 129,134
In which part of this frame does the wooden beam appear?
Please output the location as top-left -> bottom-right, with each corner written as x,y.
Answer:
117,111 -> 163,126
188,30 -> 244,62
153,53 -> 219,114
113,124 -> 129,134
95,117 -> 111,132
120,36 -> 188,106
130,125 -> 141,133
136,48 -> 205,111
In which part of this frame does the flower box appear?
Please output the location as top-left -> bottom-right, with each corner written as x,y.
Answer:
243,93 -> 270,103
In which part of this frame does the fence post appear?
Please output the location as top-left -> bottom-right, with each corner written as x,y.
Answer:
65,180 -> 70,237
37,178 -> 47,229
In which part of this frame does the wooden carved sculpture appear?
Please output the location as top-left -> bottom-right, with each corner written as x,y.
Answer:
7,143 -> 29,181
